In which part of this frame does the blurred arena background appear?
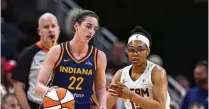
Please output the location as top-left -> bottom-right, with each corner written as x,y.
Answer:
1,0 -> 208,109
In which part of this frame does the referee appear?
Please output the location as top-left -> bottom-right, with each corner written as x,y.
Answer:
12,13 -> 60,109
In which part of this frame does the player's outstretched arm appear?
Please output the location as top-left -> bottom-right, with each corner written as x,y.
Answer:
94,50 -> 107,109
35,45 -> 61,96
129,66 -> 168,109
107,69 -> 123,109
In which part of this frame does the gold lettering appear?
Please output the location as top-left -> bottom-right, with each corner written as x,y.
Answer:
59,66 -> 93,75
69,67 -> 73,73
60,66 -> 62,72
83,69 -> 89,75
74,68 -> 76,73
88,70 -> 92,75
77,68 -> 82,74
64,67 -> 68,73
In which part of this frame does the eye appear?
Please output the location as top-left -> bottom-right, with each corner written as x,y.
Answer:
94,27 -> 98,31
51,25 -> 55,28
86,25 -> 92,29
43,25 -> 49,29
127,48 -> 134,52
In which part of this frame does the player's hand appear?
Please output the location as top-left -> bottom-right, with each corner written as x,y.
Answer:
45,86 -> 58,95
98,106 -> 107,109
108,81 -> 132,99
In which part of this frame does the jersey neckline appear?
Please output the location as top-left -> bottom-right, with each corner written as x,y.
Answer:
66,41 -> 93,63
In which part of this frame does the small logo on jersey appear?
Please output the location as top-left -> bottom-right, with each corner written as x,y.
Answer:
141,79 -> 148,85
64,59 -> 71,62
74,93 -> 84,98
85,61 -> 93,66
123,79 -> 128,84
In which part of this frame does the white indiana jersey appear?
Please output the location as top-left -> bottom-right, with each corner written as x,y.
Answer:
120,60 -> 170,109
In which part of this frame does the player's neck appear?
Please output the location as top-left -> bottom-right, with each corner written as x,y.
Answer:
70,38 -> 89,54
132,61 -> 147,74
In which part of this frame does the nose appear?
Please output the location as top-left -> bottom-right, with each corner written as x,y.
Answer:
89,28 -> 95,35
132,53 -> 140,58
48,26 -> 54,33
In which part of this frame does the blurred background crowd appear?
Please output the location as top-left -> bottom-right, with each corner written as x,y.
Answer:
1,0 -> 208,109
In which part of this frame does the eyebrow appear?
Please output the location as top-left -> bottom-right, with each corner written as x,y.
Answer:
86,23 -> 98,28
86,23 -> 92,25
128,45 -> 144,47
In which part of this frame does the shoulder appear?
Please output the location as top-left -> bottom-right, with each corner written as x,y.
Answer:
97,49 -> 106,57
152,64 -> 166,76
21,44 -> 40,56
112,68 -> 124,83
91,46 -> 106,58
17,44 -> 41,61
123,65 -> 132,70
114,65 -> 131,75
95,49 -> 107,69
48,44 -> 62,54
151,64 -> 167,83
119,65 -> 132,76
97,49 -> 107,61
116,68 -> 124,75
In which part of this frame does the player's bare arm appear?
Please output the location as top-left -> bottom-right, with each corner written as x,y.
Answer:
107,69 -> 123,109
35,45 -> 61,96
14,81 -> 31,109
94,50 -> 107,108
109,66 -> 168,109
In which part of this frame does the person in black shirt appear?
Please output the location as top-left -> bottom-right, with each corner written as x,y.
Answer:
12,13 -> 60,109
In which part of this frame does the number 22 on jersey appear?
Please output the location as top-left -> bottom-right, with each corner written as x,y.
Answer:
68,76 -> 84,90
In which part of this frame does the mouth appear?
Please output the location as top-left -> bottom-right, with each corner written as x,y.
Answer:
49,34 -> 55,39
132,58 -> 140,63
86,35 -> 92,39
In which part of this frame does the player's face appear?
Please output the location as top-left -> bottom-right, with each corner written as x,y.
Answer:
127,40 -> 150,66
194,65 -> 208,86
38,16 -> 60,43
74,16 -> 98,43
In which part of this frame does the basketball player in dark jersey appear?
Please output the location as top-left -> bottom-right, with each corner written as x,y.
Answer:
35,9 -> 107,109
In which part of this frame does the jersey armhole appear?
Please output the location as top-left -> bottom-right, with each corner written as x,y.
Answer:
54,43 -> 64,68
94,48 -> 98,71
119,68 -> 125,83
149,65 -> 156,87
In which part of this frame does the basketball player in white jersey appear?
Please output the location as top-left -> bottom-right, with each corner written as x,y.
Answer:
107,26 -> 170,109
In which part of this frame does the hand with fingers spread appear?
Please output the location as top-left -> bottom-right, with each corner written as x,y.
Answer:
108,81 -> 133,100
